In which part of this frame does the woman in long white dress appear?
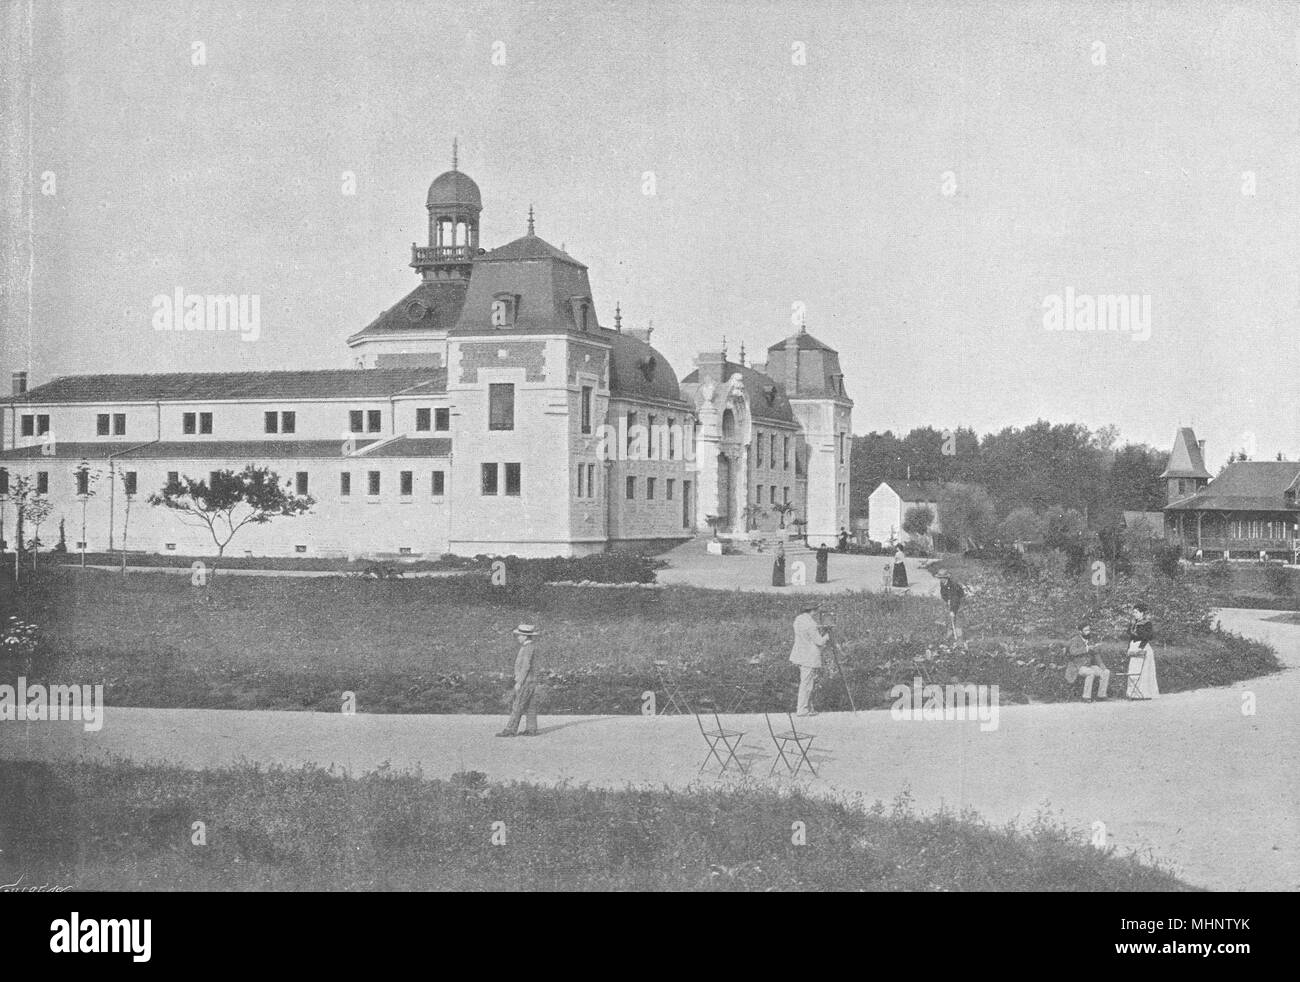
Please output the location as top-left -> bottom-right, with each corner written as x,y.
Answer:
1125,603 -> 1159,698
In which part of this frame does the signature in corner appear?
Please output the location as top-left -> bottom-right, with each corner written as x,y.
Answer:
0,873 -> 73,893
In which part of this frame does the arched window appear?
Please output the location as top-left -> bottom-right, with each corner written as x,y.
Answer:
721,409 -> 736,440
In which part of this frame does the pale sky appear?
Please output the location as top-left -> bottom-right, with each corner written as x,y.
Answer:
3,0 -> 1298,469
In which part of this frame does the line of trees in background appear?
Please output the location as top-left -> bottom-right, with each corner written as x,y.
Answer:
851,421 -> 1169,551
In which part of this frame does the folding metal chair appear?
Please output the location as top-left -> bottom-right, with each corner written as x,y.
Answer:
653,660 -> 691,715
765,712 -> 818,778
1117,645 -> 1153,699
692,702 -> 747,776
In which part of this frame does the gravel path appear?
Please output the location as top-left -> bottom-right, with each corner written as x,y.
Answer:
3,608 -> 1294,890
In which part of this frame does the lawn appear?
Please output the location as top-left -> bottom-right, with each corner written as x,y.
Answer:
0,558 -> 1280,714
0,758 -> 1195,891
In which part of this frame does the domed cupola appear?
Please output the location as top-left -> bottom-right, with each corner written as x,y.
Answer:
413,139 -> 482,281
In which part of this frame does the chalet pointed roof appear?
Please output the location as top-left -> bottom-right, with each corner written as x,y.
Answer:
1160,427 -> 1211,479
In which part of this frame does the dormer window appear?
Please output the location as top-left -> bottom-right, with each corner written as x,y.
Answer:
569,296 -> 593,332
491,293 -> 520,328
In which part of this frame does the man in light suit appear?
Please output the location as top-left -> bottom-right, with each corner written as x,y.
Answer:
789,602 -> 830,717
497,623 -> 542,737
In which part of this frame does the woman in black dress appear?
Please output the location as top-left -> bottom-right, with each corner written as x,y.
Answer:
891,544 -> 909,588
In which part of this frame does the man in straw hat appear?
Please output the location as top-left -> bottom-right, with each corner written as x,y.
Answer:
497,623 -> 542,737
789,601 -> 830,717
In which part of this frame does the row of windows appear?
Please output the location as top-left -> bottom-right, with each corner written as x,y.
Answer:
754,484 -> 791,506
624,476 -> 681,501
1229,520 -> 1294,540
1,469 -> 135,496
754,433 -> 792,470
20,407 -> 451,440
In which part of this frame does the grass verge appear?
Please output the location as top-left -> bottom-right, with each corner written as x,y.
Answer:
0,758 -> 1194,891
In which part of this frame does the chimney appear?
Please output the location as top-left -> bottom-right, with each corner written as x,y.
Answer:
784,337 -> 799,397
696,351 -> 726,388
12,371 -> 27,396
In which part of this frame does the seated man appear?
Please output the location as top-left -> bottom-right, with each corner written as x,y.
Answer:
1065,621 -> 1109,701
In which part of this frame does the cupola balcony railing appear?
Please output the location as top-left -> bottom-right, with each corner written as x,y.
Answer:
411,245 -> 474,265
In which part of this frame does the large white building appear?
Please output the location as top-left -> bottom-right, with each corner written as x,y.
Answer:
1,155 -> 852,559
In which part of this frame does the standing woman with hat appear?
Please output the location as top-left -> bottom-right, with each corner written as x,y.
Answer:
498,623 -> 543,737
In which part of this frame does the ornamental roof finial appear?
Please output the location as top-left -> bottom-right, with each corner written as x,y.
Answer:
527,204 -> 535,236
614,301 -> 622,332
451,137 -> 458,171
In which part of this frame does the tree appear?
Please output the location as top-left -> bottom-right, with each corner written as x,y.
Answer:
73,461 -> 102,569
24,492 -> 54,572
772,501 -> 795,530
937,483 -> 997,550
1042,506 -> 1086,550
902,504 -> 934,540
148,466 -> 314,577
1104,443 -> 1166,512
998,506 -> 1043,546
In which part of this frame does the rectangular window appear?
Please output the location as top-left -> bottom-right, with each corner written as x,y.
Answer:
577,463 -> 585,498
683,480 -> 692,528
340,472 -> 351,497
182,412 -> 196,435
367,410 -> 382,433
755,484 -> 763,504
481,463 -> 499,495
209,471 -> 220,487
200,412 -> 212,434
581,386 -> 593,434
770,486 -> 777,505
667,418 -> 676,460
505,462 -> 521,496
626,412 -> 637,453
98,414 -> 111,436
281,412 -> 296,434
36,472 -> 49,495
784,486 -> 790,505
1,469 -> 11,495
124,471 -> 137,496
37,415 -> 49,436
76,470 -> 89,495
367,471 -> 381,496
349,410 -> 364,433
648,415 -> 658,457
770,434 -> 777,469
783,437 -> 790,470
488,384 -> 515,431
296,471 -> 309,495
265,411 -> 279,434
167,471 -> 179,486
587,464 -> 595,498
113,413 -> 126,435
20,415 -> 34,437
435,407 -> 450,431
416,408 -> 431,431
756,432 -> 763,466
431,470 -> 445,496
400,471 -> 413,496
626,476 -> 636,500
647,477 -> 656,500
666,478 -> 675,500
